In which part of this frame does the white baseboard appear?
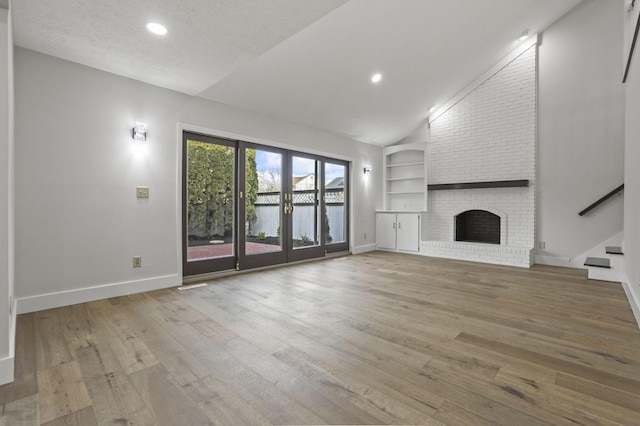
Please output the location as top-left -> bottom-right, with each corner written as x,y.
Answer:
351,243 -> 377,255
0,353 -> 14,386
0,298 -> 17,385
622,274 -> 640,331
534,255 -> 573,267
16,274 -> 180,314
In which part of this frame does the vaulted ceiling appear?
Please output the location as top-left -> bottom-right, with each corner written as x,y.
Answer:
13,0 -> 583,146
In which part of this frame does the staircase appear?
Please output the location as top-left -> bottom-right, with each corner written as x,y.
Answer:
584,246 -> 623,282
578,184 -> 625,282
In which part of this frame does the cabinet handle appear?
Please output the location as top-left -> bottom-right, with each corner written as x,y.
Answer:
398,222 -> 402,229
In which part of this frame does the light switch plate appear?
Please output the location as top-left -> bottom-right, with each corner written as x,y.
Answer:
136,186 -> 149,198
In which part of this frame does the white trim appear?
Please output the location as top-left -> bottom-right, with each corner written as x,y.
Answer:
352,243 -> 377,255
622,274 -> 640,331
429,34 -> 538,124
0,298 -> 16,385
176,123 -> 184,280
16,274 -> 179,314
534,255 -> 573,267
0,353 -> 14,386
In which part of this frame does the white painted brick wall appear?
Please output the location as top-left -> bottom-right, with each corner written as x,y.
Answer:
426,45 -> 537,266
420,241 -> 534,268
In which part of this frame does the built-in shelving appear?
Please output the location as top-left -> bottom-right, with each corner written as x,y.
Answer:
382,142 -> 427,212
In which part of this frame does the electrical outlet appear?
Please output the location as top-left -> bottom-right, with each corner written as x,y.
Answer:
539,241 -> 546,249
364,233 -> 367,239
136,186 -> 149,198
133,256 -> 142,268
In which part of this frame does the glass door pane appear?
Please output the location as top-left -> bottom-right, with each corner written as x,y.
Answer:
325,162 -> 347,244
245,148 -> 284,255
325,161 -> 349,253
291,156 -> 320,249
238,144 -> 288,270
183,133 -> 236,275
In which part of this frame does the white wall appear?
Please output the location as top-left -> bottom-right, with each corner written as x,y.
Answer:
0,5 -> 14,385
14,48 -> 382,312
624,23 -> 640,321
537,0 -> 624,264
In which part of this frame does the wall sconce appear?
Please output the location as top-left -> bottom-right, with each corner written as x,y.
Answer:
132,122 -> 147,142
363,164 -> 372,174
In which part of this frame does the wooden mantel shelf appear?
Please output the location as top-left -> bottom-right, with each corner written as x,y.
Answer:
428,180 -> 529,191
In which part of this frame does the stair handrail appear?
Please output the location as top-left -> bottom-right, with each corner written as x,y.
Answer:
578,184 -> 624,216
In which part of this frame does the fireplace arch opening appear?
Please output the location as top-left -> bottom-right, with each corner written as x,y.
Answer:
455,210 -> 500,245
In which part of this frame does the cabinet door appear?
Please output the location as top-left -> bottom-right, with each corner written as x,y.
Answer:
396,213 -> 419,252
376,213 -> 397,249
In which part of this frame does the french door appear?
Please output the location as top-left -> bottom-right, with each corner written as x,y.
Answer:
183,132 -> 348,276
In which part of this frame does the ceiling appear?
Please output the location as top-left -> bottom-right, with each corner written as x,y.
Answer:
12,0 -> 583,146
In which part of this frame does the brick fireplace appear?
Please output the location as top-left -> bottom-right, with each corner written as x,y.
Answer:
455,209 -> 501,245
420,44 -> 536,268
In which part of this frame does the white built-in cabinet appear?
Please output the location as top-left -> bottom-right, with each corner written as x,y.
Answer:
376,212 -> 421,252
376,142 -> 426,252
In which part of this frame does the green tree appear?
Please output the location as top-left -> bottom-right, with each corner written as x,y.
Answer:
245,149 -> 258,235
187,141 -> 234,239
186,142 -> 259,240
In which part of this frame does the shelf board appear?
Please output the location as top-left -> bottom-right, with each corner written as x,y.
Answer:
386,162 -> 425,168
386,177 -> 424,181
386,191 -> 424,195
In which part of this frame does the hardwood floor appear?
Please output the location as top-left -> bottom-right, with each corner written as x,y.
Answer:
2,251 -> 640,425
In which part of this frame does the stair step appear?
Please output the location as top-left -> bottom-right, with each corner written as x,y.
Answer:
605,246 -> 624,255
584,257 -> 611,268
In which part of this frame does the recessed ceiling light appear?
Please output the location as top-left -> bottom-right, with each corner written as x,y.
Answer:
517,31 -> 529,42
371,73 -> 382,83
429,106 -> 436,113
147,22 -> 168,35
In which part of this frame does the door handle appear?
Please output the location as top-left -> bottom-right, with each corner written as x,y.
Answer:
283,203 -> 294,214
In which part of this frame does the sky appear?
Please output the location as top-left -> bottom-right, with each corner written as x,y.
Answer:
255,150 -> 345,189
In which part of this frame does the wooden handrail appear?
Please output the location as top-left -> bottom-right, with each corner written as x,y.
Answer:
578,184 -> 624,216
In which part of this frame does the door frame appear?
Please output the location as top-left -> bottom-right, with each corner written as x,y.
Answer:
182,132 -> 238,276
237,141 -> 289,270
287,151 -> 326,263
181,129 -> 350,277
